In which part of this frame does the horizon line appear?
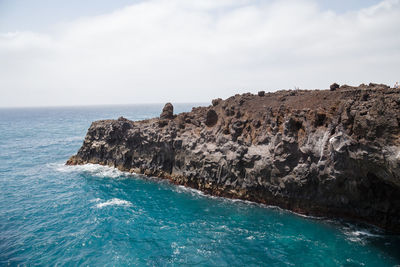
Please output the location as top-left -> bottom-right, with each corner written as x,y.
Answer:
0,101 -> 210,110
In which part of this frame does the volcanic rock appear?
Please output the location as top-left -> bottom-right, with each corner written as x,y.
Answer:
205,109 -> 218,127
160,103 -> 174,119
212,98 -> 222,106
330,83 -> 340,91
67,84 -> 400,233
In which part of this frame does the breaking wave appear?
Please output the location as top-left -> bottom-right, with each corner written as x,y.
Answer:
95,198 -> 132,208
52,163 -> 130,178
51,163 -> 386,246
340,224 -> 383,244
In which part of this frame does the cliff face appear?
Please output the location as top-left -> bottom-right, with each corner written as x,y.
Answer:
67,84 -> 400,232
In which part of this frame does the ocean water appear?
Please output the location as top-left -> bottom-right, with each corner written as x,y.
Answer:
0,104 -> 399,266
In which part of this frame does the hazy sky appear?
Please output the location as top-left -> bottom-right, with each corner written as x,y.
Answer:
0,0 -> 399,107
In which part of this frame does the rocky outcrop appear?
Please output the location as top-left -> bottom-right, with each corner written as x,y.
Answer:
160,102 -> 174,119
67,84 -> 400,233
330,83 -> 340,91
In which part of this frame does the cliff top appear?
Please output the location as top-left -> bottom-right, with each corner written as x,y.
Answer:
120,83 -> 399,146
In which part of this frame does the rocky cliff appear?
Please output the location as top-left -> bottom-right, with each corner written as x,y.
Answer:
67,84 -> 400,233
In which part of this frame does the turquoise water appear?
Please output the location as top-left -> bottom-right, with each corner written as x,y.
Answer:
0,104 -> 399,266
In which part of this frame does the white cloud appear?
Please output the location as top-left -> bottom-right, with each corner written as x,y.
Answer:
0,0 -> 399,107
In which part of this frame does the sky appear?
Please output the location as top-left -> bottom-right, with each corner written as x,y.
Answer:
0,0 -> 399,107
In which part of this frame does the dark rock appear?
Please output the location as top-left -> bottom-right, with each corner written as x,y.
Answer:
285,117 -> 302,132
225,106 -> 235,117
205,109 -> 218,127
253,120 -> 261,128
67,84 -> 400,233
160,103 -> 174,119
314,112 -> 326,127
158,120 -> 168,127
258,91 -> 265,97
212,98 -> 222,106
232,120 -> 245,138
330,83 -> 340,91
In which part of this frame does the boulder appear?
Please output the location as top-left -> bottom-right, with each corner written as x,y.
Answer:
212,98 -> 222,106
330,83 -> 340,91
160,103 -> 174,119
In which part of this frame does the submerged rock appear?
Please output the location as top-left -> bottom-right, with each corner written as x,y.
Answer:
67,84 -> 400,233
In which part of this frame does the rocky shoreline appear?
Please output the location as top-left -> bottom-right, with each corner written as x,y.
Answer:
67,83 -> 400,233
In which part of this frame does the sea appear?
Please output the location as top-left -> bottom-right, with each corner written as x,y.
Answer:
0,104 -> 399,266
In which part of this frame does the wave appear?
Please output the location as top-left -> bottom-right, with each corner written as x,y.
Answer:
340,224 -> 383,244
51,163 -> 385,244
174,184 -> 321,217
52,163 -> 130,178
174,184 -> 323,218
95,198 -> 132,208
172,183 -> 385,244
175,185 -> 207,197
349,230 -> 381,237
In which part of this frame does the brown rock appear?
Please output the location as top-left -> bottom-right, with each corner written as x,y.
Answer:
212,98 -> 222,106
160,103 -> 174,119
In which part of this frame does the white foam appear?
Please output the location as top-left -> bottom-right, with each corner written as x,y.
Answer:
53,163 -> 129,178
175,185 -> 206,197
341,224 -> 383,244
96,198 -> 132,208
179,186 -> 384,243
51,164 -> 384,240
350,230 -> 381,237
344,228 -> 382,238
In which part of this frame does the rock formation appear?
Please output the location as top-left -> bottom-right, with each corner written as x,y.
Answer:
67,84 -> 400,233
330,83 -> 340,91
160,102 -> 174,119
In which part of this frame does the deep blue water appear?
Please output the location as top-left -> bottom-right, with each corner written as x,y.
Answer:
0,104 -> 399,266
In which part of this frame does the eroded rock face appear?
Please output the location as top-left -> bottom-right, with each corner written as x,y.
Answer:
67,84 -> 400,233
